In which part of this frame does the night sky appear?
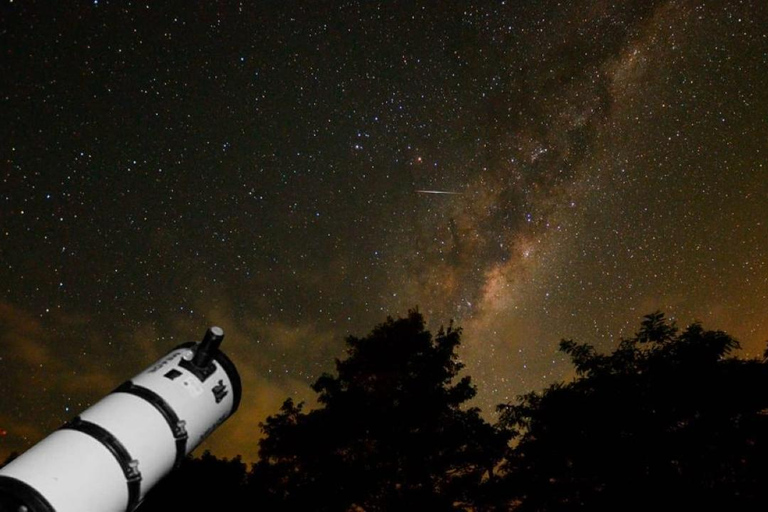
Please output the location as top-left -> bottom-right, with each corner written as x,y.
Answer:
2,1 -> 767,464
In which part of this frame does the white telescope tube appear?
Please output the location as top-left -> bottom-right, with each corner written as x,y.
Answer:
0,326 -> 241,512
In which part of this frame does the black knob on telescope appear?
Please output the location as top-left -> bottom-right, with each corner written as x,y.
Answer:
0,326 -> 241,512
192,326 -> 224,368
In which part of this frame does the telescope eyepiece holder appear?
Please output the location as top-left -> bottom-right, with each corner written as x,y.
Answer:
179,326 -> 224,381
0,325 -> 241,512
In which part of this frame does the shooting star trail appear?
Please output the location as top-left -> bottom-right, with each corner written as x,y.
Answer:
416,190 -> 462,195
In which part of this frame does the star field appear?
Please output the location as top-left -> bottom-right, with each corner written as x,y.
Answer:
2,0 -> 767,463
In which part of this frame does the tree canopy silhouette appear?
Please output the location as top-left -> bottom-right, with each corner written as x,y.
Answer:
136,451 -> 247,511
496,311 -> 768,511
250,309 -> 509,511
8,310 -> 767,511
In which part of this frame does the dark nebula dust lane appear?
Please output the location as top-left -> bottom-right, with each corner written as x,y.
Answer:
1,1 -> 767,462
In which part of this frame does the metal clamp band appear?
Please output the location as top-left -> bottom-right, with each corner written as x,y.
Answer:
0,475 -> 57,512
113,381 -> 188,468
60,417 -> 141,511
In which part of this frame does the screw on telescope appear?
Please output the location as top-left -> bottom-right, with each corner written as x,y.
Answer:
192,326 -> 224,368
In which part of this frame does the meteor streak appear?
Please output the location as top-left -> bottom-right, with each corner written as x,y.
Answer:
416,190 -> 462,195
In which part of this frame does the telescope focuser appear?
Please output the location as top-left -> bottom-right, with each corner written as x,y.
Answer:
179,326 -> 224,381
0,325 -> 241,512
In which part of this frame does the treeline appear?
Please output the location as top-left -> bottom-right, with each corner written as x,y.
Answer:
6,310 -> 767,510
142,310 -> 768,510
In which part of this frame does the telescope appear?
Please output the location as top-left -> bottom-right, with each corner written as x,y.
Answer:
0,326 -> 241,512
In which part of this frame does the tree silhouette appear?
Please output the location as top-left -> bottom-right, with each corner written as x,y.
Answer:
249,309 -> 509,511
136,451 -> 247,511
495,311 -> 768,511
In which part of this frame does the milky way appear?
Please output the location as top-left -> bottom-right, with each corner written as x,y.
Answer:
2,1 -> 767,463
